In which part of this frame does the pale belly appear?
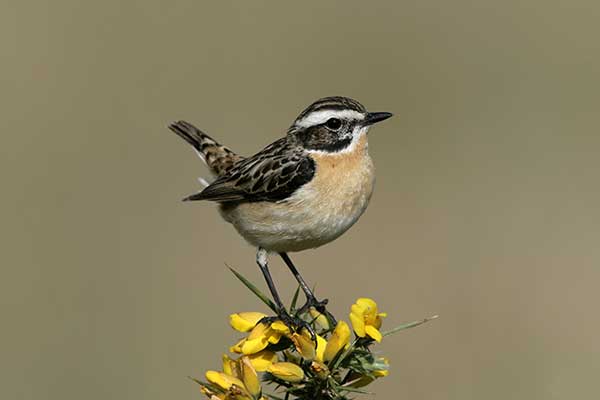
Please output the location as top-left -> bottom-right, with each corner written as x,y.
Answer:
219,151 -> 375,253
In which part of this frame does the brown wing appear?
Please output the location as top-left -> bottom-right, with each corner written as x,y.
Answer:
183,138 -> 316,203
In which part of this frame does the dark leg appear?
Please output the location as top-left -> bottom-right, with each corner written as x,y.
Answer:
279,252 -> 337,325
279,252 -> 315,302
257,249 -> 317,339
256,248 -> 286,313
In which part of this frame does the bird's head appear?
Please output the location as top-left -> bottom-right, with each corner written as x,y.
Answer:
289,96 -> 392,154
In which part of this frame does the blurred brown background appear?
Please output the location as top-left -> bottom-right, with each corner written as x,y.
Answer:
2,1 -> 599,399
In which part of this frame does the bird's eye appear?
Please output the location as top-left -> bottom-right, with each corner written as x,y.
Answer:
325,118 -> 342,130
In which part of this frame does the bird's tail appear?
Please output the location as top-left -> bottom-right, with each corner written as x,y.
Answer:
168,120 -> 244,177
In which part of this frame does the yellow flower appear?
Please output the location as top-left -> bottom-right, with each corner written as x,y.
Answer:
269,320 -> 291,334
222,354 -> 240,377
323,321 -> 351,362
240,357 -> 261,399
206,356 -> 263,400
315,334 -> 327,363
290,329 -> 316,361
231,321 -> 288,355
205,371 -> 246,393
267,362 -> 305,383
229,312 -> 267,332
230,338 -> 245,354
246,350 -> 278,372
349,298 -> 387,342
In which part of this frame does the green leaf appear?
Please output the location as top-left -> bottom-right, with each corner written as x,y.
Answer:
264,393 -> 286,400
187,376 -> 222,394
187,376 -> 208,386
338,386 -> 374,395
227,265 -> 278,313
331,339 -> 358,370
382,314 -> 439,337
290,285 -> 301,313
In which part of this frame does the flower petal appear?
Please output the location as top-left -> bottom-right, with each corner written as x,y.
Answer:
230,338 -> 246,354
266,331 -> 282,344
365,325 -> 383,342
291,331 -> 315,361
229,312 -> 267,332
267,362 -> 305,383
349,310 -> 366,337
270,320 -> 290,334
247,350 -> 277,372
222,354 -> 239,377
323,321 -> 351,362
315,335 -> 327,362
247,323 -> 270,340
240,357 -> 261,399
205,371 -> 245,391
356,298 -> 378,312
242,336 -> 269,355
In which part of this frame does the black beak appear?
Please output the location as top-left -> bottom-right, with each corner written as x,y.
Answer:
363,111 -> 393,126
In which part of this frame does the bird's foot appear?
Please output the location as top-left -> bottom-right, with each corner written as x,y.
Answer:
260,309 -> 317,343
297,297 -> 337,329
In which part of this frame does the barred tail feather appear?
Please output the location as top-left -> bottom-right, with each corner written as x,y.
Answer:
168,120 -> 244,177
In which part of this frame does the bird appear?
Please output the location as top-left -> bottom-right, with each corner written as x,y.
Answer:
168,96 -> 392,330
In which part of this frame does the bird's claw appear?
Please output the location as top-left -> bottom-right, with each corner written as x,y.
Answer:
297,297 -> 337,328
259,310 -> 317,343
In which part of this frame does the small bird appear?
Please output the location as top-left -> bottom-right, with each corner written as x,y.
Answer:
169,96 -> 392,328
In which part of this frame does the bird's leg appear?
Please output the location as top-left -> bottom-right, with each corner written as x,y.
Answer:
256,248 -> 316,339
257,248 -> 286,313
279,252 -> 337,326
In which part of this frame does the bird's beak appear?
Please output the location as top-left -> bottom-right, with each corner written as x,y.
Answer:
363,112 -> 393,126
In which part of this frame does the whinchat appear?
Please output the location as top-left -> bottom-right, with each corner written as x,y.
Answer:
169,96 -> 392,327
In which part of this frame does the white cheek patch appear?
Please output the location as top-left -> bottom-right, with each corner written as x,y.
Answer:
295,109 -> 364,128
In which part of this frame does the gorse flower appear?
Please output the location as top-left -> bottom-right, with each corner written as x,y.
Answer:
322,321 -> 351,362
194,268 -> 436,400
229,312 -> 267,332
267,361 -> 305,383
231,320 -> 290,355
290,329 -> 316,361
349,297 -> 387,342
205,355 -> 264,400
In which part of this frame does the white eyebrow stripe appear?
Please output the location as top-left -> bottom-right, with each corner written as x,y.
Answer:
295,109 -> 364,128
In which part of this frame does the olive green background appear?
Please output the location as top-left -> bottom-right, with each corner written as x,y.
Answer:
2,1 -> 599,399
